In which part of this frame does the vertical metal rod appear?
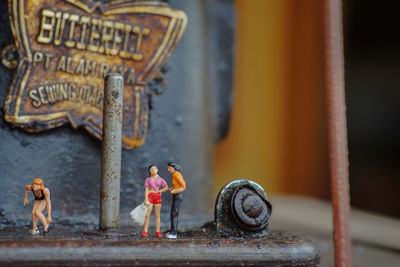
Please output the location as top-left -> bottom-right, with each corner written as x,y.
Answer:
323,0 -> 352,266
100,73 -> 123,230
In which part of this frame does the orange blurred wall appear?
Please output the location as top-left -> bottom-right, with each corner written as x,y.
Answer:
214,0 -> 330,199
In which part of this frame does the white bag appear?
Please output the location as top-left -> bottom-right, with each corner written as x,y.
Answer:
129,203 -> 148,226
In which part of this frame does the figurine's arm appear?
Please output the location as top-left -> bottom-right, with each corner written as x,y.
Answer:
171,187 -> 186,194
144,187 -> 150,206
170,175 -> 186,194
159,185 -> 169,193
24,185 -> 31,206
43,188 -> 52,223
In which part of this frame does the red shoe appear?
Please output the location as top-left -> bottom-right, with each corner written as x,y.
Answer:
142,231 -> 147,237
156,232 -> 162,238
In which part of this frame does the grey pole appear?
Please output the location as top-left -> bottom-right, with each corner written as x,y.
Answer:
100,73 -> 123,230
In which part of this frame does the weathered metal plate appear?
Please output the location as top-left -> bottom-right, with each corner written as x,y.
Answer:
0,227 -> 320,266
4,0 -> 187,149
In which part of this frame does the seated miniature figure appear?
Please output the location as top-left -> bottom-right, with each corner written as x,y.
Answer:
23,178 -> 52,235
166,162 -> 186,239
142,165 -> 169,238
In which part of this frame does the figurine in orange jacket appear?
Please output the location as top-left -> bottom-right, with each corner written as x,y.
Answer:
166,162 -> 186,239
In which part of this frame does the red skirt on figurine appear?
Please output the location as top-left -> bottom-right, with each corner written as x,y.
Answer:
148,192 -> 162,204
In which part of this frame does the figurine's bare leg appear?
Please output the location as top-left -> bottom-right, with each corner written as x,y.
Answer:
143,204 -> 153,232
31,201 -> 39,230
154,204 -> 161,233
34,200 -> 48,231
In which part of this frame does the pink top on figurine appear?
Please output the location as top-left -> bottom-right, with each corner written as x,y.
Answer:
145,176 -> 168,191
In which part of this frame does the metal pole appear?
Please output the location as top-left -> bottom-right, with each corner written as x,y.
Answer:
323,0 -> 352,266
100,73 -> 123,230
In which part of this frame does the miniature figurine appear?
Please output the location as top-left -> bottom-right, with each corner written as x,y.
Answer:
166,162 -> 186,239
23,178 -> 52,235
142,165 -> 169,238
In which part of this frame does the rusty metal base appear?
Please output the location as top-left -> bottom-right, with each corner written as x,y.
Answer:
0,227 -> 320,266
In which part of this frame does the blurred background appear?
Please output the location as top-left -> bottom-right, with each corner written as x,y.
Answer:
213,1 -> 400,265
214,0 -> 400,219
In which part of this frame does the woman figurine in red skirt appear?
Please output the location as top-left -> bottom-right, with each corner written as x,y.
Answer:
142,165 -> 168,238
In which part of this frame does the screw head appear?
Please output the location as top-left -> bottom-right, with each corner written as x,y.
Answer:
231,187 -> 271,230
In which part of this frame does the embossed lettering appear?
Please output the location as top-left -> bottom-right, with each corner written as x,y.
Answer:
77,16 -> 90,50
44,53 -> 54,69
84,60 -> 97,76
54,12 -> 69,46
88,18 -> 101,52
132,26 -> 150,61
66,56 -> 75,73
99,62 -> 109,78
112,22 -> 124,56
32,52 -> 43,67
37,9 -> 55,44
29,89 -> 41,107
75,59 -> 85,75
99,20 -> 114,54
57,56 -> 66,72
38,86 -> 48,105
27,83 -> 102,108
37,8 -> 150,61
65,14 -> 79,48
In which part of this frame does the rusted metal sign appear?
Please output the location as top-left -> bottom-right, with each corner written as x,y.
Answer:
4,0 -> 187,149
